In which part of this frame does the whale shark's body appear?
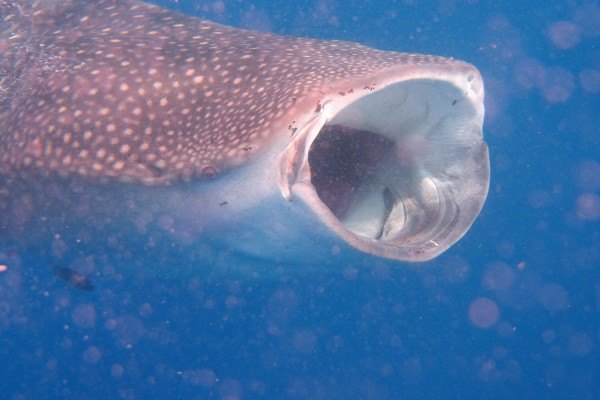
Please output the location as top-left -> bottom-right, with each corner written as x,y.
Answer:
0,0 -> 489,274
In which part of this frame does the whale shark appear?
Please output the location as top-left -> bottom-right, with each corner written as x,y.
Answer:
0,0 -> 489,273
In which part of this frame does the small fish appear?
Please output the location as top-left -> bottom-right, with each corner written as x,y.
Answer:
52,266 -> 94,292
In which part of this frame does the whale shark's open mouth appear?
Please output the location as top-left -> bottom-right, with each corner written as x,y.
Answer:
294,78 -> 489,261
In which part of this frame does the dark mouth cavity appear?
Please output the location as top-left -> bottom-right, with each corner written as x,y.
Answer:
308,124 -> 394,220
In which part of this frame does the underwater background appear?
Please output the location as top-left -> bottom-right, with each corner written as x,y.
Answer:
1,0 -> 598,399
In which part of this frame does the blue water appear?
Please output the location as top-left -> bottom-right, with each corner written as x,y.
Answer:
1,0 -> 598,399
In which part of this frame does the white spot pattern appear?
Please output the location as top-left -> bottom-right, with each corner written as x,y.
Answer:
0,0 -> 460,183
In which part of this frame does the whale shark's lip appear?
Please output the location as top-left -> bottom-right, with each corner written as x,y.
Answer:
278,65 -> 489,262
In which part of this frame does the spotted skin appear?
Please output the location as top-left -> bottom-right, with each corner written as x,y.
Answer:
0,0 -> 461,184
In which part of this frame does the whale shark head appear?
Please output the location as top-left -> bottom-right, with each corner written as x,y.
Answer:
0,0 -> 489,271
